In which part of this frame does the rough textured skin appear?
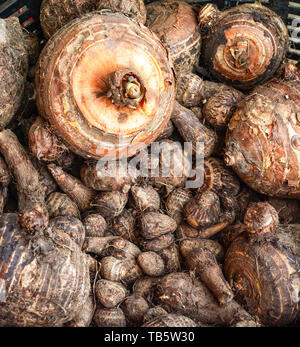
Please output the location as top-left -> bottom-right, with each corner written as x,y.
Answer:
111,209 -> 137,242
142,314 -> 199,327
83,213 -> 107,237
66,294 -> 94,327
46,192 -> 80,219
95,279 -> 127,308
224,224 -> 300,326
199,3 -> 289,90
225,64 -> 300,198
137,252 -> 165,277
140,212 -> 177,240
93,307 -> 126,327
130,185 -> 160,212
40,0 -> 99,39
97,0 -> 146,24
36,12 -> 175,160
0,213 -> 90,326
158,243 -> 181,273
165,188 -> 192,225
146,0 -> 201,76
94,191 -> 128,219
266,197 -> 300,224
122,294 -> 149,324
140,232 -> 175,252
0,18 -> 28,129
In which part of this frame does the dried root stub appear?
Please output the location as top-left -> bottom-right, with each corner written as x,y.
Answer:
146,0 -> 201,76
198,3 -> 289,90
0,130 -> 48,231
224,202 -> 300,326
40,0 -> 99,39
0,18 -> 28,129
36,12 -> 175,160
97,0 -> 146,24
0,213 -> 90,326
225,63 -> 300,198
93,307 -> 126,327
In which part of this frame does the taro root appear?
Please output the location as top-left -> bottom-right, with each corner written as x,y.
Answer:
93,191 -> 128,219
224,202 -> 300,326
158,243 -> 181,273
184,191 -> 220,229
0,156 -> 11,187
198,3 -> 289,90
111,209 -> 137,242
40,0 -> 99,39
31,158 -> 57,197
93,307 -> 126,327
83,213 -> 107,237
142,314 -> 199,327
36,12 -> 175,160
121,293 -> 149,324
130,185 -> 160,212
99,237 -> 141,260
165,188 -> 193,225
0,213 -> 90,326
46,192 -> 80,219
225,63 -> 300,198
146,0 -> 201,75
66,294 -> 95,327
137,252 -> 165,277
0,130 -> 48,231
95,279 -> 127,308
171,101 -> 217,158
0,18 -> 28,129
48,163 -> 95,211
97,0 -> 146,24
143,306 -> 168,323
266,197 -> 300,224
132,276 -> 157,301
100,256 -> 127,282
80,160 -> 132,193
140,212 -> 177,240
139,232 -> 175,252
155,272 -> 258,327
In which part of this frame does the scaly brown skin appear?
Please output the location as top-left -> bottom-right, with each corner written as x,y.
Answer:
224,202 -> 300,327
146,0 -> 201,76
165,188 -> 193,225
46,192 -> 80,219
198,3 -> 289,90
0,213 -> 90,326
93,307 -> 126,327
48,163 -> 95,211
36,12 -> 175,160
130,185 -> 160,212
140,212 -> 177,240
111,209 -> 137,242
266,197 -> 300,224
83,213 -> 107,237
94,191 -> 128,219
0,130 -> 49,231
225,63 -> 300,198
95,279 -> 127,308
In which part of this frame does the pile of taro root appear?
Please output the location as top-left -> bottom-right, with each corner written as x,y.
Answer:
0,0 -> 299,327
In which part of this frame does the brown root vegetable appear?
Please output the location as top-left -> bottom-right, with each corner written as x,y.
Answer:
97,0 -> 146,24
95,279 -> 127,308
151,140 -> 192,190
143,306 -> 168,323
22,30 -> 40,65
158,243 -> 181,273
176,223 -> 200,240
65,294 -> 95,327
83,236 -> 116,255
198,3 -> 289,90
94,191 -> 128,219
100,256 -> 127,282
49,216 -> 86,248
224,202 -> 300,326
122,294 -> 149,324
46,192 -> 80,219
172,101 -> 217,158
0,130 -> 48,231
83,213 -> 107,237
132,276 -> 157,301
0,156 -> 11,186
0,213 -> 90,326
80,160 -> 132,193
140,212 -> 177,240
155,272 -> 258,327
0,186 -> 8,216
130,185 -> 160,212
179,238 -> 225,263
266,197 -> 300,224
183,248 -> 234,305
184,191 -> 220,229
111,209 -> 137,242
40,0 -> 98,39
156,120 -> 174,141
28,117 -> 71,164
140,232 -> 175,252
142,314 -> 199,327
0,18 -> 28,129
93,307 -> 126,327
146,0 -> 201,75
137,252 -> 165,277
31,158 -> 57,197
100,237 -> 141,260
36,12 -> 175,160
48,163 -> 95,211
122,258 -> 143,285
165,188 -> 193,225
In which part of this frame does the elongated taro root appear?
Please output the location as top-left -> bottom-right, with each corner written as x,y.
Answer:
198,3 -> 289,90
0,130 -> 48,231
224,202 -> 300,326
48,163 -> 95,211
225,63 -> 300,198
146,0 -> 201,75
40,0 -> 99,39
46,192 -> 80,219
0,213 -> 90,326
155,272 -> 258,327
172,102 -> 217,158
36,12 -> 175,160
0,18 -> 28,129
97,0 -> 146,24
